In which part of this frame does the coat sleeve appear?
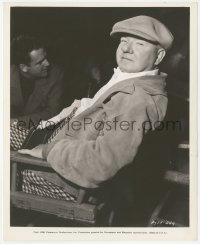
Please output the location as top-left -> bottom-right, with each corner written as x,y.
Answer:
17,68 -> 64,127
42,99 -> 155,189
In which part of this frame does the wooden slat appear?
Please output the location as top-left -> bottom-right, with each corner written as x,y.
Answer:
11,162 -> 17,192
10,151 -> 50,168
164,170 -> 189,185
177,143 -> 189,149
76,189 -> 86,204
11,191 -> 99,224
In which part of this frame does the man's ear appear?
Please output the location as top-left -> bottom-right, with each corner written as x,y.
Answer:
19,64 -> 28,73
154,48 -> 166,66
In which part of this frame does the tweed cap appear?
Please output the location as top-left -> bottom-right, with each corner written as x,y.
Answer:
110,15 -> 174,50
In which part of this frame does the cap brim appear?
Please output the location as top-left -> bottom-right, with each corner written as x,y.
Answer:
110,29 -> 159,46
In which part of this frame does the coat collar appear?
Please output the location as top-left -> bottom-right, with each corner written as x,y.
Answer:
97,72 -> 168,104
73,72 -> 168,120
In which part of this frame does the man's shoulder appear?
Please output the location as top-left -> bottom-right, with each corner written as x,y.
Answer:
106,86 -> 151,117
46,64 -> 64,84
127,87 -> 152,110
49,64 -> 64,76
113,75 -> 167,113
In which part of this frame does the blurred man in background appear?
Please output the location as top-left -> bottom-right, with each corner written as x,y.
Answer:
11,35 -> 64,128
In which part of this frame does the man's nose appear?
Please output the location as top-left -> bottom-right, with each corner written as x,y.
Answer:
43,59 -> 50,67
122,41 -> 134,53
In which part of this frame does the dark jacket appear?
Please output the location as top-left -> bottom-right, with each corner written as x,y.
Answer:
10,64 -> 64,127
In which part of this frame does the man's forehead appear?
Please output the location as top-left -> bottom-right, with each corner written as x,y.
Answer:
29,48 -> 46,63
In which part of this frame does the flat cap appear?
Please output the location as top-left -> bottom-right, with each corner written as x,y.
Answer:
110,15 -> 174,50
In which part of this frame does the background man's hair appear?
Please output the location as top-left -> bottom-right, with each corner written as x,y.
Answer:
11,35 -> 45,65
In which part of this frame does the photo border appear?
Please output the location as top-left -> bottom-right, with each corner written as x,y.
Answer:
3,1 -> 198,241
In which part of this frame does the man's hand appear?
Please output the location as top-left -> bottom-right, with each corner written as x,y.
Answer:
37,120 -> 48,129
37,120 -> 58,129
18,144 -> 44,159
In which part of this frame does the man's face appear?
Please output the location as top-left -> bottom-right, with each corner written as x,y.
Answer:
26,48 -> 50,79
116,36 -> 160,73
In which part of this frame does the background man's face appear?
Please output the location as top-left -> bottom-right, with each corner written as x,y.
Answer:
116,36 -> 159,73
27,48 -> 50,79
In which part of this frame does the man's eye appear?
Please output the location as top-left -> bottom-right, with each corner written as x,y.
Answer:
120,38 -> 127,43
137,42 -> 144,46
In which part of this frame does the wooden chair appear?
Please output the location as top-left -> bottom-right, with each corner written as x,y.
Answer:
10,151 -> 106,226
10,141 -> 189,227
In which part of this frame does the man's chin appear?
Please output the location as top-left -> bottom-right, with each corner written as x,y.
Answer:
40,71 -> 49,78
119,66 -> 136,73
119,62 -> 145,73
33,73 -> 48,79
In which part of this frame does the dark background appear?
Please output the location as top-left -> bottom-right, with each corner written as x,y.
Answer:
11,7 -> 189,105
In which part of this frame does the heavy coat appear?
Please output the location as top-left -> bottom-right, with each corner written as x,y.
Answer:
42,73 -> 168,188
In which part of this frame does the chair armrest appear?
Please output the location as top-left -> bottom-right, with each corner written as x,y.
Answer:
10,150 -> 50,168
164,170 -> 189,186
177,141 -> 189,149
10,150 -> 87,203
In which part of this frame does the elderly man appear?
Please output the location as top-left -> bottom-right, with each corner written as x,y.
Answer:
11,35 -> 64,128
19,16 -> 173,190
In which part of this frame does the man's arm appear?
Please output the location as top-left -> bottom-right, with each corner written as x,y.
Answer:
19,90 -> 160,188
37,100 -> 81,129
43,105 -> 150,188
